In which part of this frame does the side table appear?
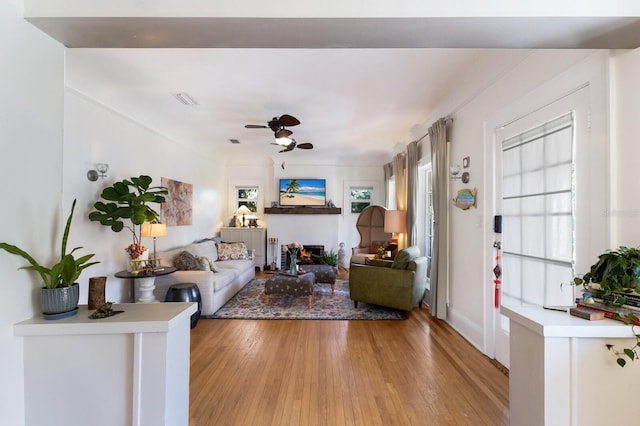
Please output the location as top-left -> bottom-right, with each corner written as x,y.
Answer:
115,266 -> 177,303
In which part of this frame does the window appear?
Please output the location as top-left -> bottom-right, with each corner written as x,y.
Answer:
236,187 -> 258,212
501,112 -> 574,307
350,187 -> 372,214
417,165 -> 433,287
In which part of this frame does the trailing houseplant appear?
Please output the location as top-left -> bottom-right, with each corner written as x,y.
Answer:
573,246 -> 640,305
0,199 -> 99,315
88,175 -> 168,260
574,245 -> 640,367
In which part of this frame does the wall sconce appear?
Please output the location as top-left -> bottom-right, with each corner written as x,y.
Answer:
450,165 -> 470,184
87,163 -> 109,181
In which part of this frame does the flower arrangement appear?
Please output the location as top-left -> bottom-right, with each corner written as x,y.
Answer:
125,242 -> 147,259
282,241 -> 304,253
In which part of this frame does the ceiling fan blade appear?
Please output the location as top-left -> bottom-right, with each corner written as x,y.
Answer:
244,124 -> 268,129
278,114 -> 300,127
297,143 -> 314,150
274,129 -> 293,138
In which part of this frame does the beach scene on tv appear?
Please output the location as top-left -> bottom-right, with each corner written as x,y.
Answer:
279,179 -> 326,206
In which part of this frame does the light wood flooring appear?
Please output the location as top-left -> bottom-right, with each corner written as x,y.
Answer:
189,290 -> 509,426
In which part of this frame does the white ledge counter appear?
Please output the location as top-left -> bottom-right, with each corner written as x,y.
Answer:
502,304 -> 639,426
15,302 -> 197,426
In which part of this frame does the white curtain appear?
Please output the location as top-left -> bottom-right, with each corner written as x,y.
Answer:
406,141 -> 419,246
429,118 -> 448,319
393,153 -> 407,248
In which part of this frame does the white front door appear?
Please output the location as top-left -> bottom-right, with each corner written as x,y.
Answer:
492,88 -> 589,368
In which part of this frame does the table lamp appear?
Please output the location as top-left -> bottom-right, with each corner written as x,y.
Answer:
384,210 -> 406,252
235,205 -> 252,227
141,223 -> 167,267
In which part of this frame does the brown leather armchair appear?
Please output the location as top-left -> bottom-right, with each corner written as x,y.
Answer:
351,205 -> 391,264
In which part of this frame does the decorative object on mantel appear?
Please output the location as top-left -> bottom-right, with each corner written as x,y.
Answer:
283,241 -> 303,275
573,245 -> 640,367
327,199 -> 335,207
89,302 -> 124,319
0,199 -> 100,319
452,187 -> 477,210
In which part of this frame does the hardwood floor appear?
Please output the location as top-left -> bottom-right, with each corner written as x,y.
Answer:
189,306 -> 509,425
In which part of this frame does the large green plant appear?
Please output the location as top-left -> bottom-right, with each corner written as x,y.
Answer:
0,199 -> 99,289
88,175 -> 168,244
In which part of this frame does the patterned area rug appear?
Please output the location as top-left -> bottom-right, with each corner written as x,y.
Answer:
205,278 -> 406,320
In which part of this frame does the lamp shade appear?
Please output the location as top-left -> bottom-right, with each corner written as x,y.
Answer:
235,205 -> 252,216
384,210 -> 406,234
141,223 -> 167,238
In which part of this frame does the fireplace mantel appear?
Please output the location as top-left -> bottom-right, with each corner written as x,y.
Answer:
265,207 -> 341,215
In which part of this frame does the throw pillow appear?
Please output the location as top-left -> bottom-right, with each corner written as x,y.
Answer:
391,246 -> 420,269
216,242 -> 249,261
174,251 -> 200,270
195,256 -> 211,271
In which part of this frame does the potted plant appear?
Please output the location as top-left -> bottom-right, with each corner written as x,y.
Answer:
88,175 -> 167,266
573,246 -> 640,305
0,199 -> 99,318
574,245 -> 640,367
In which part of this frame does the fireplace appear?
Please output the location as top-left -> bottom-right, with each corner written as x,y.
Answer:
281,245 -> 324,269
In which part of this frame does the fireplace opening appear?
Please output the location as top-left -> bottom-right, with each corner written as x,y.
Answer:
282,245 -> 324,268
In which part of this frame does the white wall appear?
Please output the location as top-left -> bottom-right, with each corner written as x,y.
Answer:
610,48 -> 640,247
0,1 -> 65,424
225,158 -> 384,261
434,50 -> 612,353
62,90 -> 228,304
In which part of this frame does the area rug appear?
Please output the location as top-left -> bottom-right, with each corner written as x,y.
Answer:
205,278 -> 406,320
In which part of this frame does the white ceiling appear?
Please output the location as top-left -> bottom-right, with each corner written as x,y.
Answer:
32,15 -> 640,162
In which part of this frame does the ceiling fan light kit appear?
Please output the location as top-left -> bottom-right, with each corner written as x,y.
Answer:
245,113 -> 314,153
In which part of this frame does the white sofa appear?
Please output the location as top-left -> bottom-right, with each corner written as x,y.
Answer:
151,239 -> 256,316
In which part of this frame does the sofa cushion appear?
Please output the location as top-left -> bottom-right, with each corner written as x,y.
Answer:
392,246 -> 421,269
174,251 -> 201,270
216,242 -> 249,261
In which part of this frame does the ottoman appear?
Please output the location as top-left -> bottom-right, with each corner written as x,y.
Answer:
301,264 -> 337,294
165,283 -> 202,328
264,272 -> 316,307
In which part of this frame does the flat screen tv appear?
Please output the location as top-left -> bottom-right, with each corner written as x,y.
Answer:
279,178 -> 326,207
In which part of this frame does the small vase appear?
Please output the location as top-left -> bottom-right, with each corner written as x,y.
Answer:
127,248 -> 149,272
289,250 -> 298,275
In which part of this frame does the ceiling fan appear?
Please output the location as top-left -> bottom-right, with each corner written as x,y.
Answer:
272,139 -> 314,153
244,114 -> 300,138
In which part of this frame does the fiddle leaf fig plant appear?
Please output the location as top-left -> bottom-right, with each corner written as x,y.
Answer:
88,175 -> 168,245
0,199 -> 99,289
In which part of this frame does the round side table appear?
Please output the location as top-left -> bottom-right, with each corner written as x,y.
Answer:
115,266 -> 177,303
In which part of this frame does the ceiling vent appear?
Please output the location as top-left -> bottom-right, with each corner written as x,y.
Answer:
172,92 -> 199,106
229,139 -> 240,144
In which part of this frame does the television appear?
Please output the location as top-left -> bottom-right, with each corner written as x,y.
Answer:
279,179 -> 326,207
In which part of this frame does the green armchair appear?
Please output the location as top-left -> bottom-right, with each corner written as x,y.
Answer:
349,246 -> 427,312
